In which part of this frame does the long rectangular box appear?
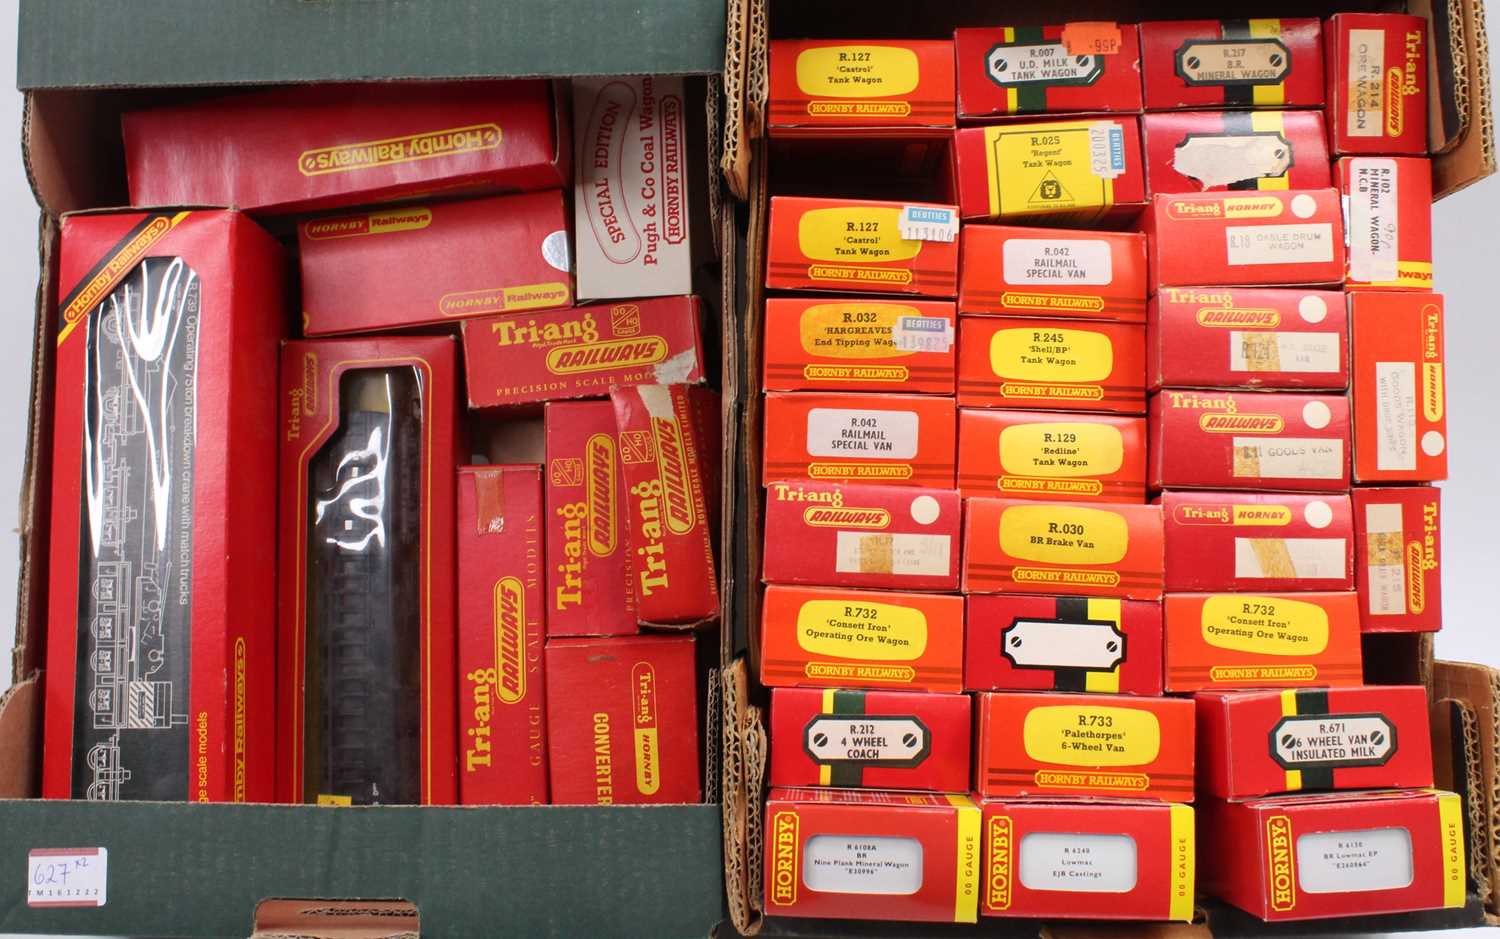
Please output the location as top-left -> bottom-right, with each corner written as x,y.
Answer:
1338,156 -> 1434,290
768,40 -> 957,136
1326,13 -> 1430,156
766,196 -> 960,297
959,225 -> 1148,323
954,23 -> 1145,118
966,595 -> 1165,696
1142,189 -> 1347,289
981,799 -> 1195,921
763,391 -> 957,488
1196,685 -> 1433,801
1200,789 -> 1465,920
955,118 -> 1147,224
1143,110 -> 1331,195
1351,291 -> 1447,481
957,408 -> 1148,502
974,691 -> 1196,801
769,688 -> 971,792
1162,490 -> 1354,593
760,585 -> 966,693
1139,19 -> 1325,110
963,498 -> 1165,600
1163,592 -> 1363,693
764,296 -> 956,394
44,209 -> 284,803
762,481 -> 961,592
457,465 -> 548,805
278,335 -> 460,805
1354,486 -> 1442,632
958,316 -> 1146,413
765,789 -> 980,923
1149,390 -> 1351,491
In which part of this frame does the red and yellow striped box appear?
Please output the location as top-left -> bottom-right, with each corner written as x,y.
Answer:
1163,591 -> 1363,692
958,316 -> 1146,412
963,498 -> 1164,600
958,409 -> 1147,502
764,296 -> 956,394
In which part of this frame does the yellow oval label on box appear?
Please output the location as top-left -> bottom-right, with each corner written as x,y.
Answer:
795,599 -> 928,661
1022,705 -> 1162,766
988,327 -> 1113,382
795,46 -> 921,98
797,207 -> 921,264
999,505 -> 1128,565
1200,595 -> 1330,656
999,422 -> 1124,479
799,302 -> 916,359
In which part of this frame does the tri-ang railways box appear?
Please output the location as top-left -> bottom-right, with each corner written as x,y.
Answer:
1149,389 -> 1351,491
1353,486 -> 1441,632
1148,287 -> 1348,390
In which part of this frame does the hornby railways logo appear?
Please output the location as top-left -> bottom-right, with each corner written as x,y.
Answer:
1196,307 -> 1281,328
1266,815 -> 1297,912
233,637 -> 247,801
1001,292 -> 1106,314
60,213 -> 185,342
652,415 -> 698,535
803,506 -> 891,528
493,577 -> 527,704
771,811 -> 800,906
298,123 -> 501,176
302,207 -> 433,240
986,816 -> 1013,910
585,434 -> 619,557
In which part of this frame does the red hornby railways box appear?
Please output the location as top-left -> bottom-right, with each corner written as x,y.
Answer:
45,210 -> 284,803
1196,685 -> 1434,800
963,498 -> 1165,600
769,688 -> 971,792
1201,789 -> 1466,920
1148,287 -> 1348,390
954,118 -> 1147,224
544,401 -> 634,637
1143,110 -> 1331,195
766,196 -> 960,297
544,635 -> 700,805
1163,591 -> 1363,693
974,691 -> 1196,801
981,799 -> 1196,921
457,466 -> 547,805
763,392 -> 957,488
764,296 -> 956,394
1337,156 -> 1434,290
959,225 -> 1149,324
1162,490 -> 1354,593
957,409 -> 1148,502
760,585 -> 966,693
954,23 -> 1145,118
298,191 -> 572,335
765,789 -> 981,923
1326,14 -> 1430,156
768,40 -> 956,135
1351,292 -> 1448,482
124,81 -> 567,214
957,316 -> 1146,413
1140,19 -> 1325,110
1149,390 -> 1351,492
612,385 -> 721,627
1142,189 -> 1346,289
966,595 -> 1164,696
1354,486 -> 1441,632
278,335 -> 460,805
461,296 -> 705,409
762,481 -> 962,592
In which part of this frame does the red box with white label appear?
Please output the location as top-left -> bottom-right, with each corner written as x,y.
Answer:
298,191 -> 572,336
457,466 -> 548,805
764,296 -> 956,394
1353,486 -> 1442,632
766,196 -> 960,297
954,118 -> 1147,225
981,799 -> 1196,921
545,635 -> 700,804
45,210 -> 283,803
1140,19 -> 1325,111
1148,287 -> 1348,391
974,691 -> 1195,801
769,40 -> 956,136
966,595 -> 1164,696
1162,491 -> 1353,593
1338,156 -> 1434,290
544,400 -> 634,637
124,80 -> 568,215
1326,14 -> 1429,156
963,498 -> 1165,600
769,688 -> 971,792
1149,390 -> 1351,492
1351,292 -> 1448,481
612,385 -> 720,627
764,789 -> 981,923
959,225 -> 1149,324
1196,685 -> 1433,801
763,392 -> 957,488
954,23 -> 1144,118
1141,190 -> 1346,289
958,408 -> 1148,502
1143,110 -> 1331,195
958,316 -> 1146,413
1163,591 -> 1363,693
762,481 -> 961,591
1200,789 -> 1466,920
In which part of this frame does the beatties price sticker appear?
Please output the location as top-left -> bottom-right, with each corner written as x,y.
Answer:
899,205 -> 958,243
27,847 -> 107,908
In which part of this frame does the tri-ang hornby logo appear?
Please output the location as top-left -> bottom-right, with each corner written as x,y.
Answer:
493,576 -> 527,704
585,434 -> 619,557
1173,504 -> 1231,525
1266,815 -> 1296,911
653,415 -> 698,535
986,816 -> 1013,910
803,506 -> 891,529
771,811 -> 800,906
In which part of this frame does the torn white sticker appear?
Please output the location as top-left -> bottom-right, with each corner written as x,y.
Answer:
1173,133 -> 1293,189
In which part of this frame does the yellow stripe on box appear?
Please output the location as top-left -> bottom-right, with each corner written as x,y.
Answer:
950,795 -> 982,923
1249,20 -> 1287,107
1170,803 -> 1196,922
1435,790 -> 1466,908
1279,689 -> 1304,791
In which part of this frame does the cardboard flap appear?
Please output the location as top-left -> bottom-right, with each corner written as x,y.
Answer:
1432,697 -> 1491,905
1434,660 -> 1500,913
1413,0 -> 1498,194
721,659 -> 758,935
251,899 -> 419,939
721,0 -> 752,198
0,678 -> 41,799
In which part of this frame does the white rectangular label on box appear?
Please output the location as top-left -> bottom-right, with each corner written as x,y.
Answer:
1225,224 -> 1336,266
1349,158 -> 1400,283
27,848 -> 107,908
1297,827 -> 1414,893
1364,502 -> 1408,615
1235,537 -> 1348,579
1018,832 -> 1137,893
1232,438 -> 1344,480
1229,331 -> 1342,374
806,408 -> 919,459
835,531 -> 951,577
1348,29 -> 1388,138
1003,239 -> 1113,285
803,835 -> 924,895
1375,361 -> 1418,470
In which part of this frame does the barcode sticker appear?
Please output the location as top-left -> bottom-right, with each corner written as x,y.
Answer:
899,205 -> 958,242
28,848 -> 107,908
